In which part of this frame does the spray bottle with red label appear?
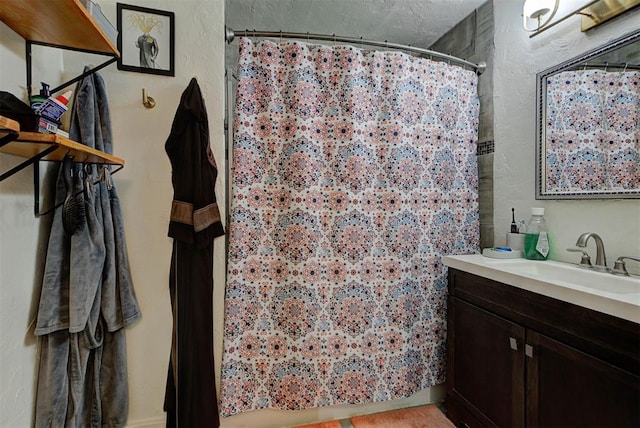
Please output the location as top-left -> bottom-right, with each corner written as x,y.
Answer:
35,90 -> 72,134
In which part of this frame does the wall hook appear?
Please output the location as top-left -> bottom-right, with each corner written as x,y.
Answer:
142,88 -> 156,109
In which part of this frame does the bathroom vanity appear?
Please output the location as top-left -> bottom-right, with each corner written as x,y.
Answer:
443,255 -> 640,427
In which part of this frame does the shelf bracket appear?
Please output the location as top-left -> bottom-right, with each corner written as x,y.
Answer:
26,40 -> 118,98
51,56 -> 118,94
0,130 -> 19,147
0,144 -> 58,182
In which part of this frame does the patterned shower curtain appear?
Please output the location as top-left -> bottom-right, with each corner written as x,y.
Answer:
545,69 -> 640,193
221,38 -> 480,416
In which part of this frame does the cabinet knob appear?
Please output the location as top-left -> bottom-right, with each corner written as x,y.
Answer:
525,344 -> 534,358
509,337 -> 519,351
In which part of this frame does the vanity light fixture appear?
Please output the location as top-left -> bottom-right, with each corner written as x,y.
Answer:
523,0 -> 640,38
522,0 -> 559,32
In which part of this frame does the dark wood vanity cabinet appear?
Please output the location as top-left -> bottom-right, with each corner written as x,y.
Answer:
446,268 -> 640,428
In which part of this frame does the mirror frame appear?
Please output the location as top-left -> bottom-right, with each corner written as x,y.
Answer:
535,29 -> 640,199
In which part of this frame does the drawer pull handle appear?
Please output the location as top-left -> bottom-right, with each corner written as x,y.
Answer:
509,337 -> 518,351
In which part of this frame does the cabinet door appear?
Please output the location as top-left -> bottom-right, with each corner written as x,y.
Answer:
448,298 -> 525,427
526,330 -> 640,427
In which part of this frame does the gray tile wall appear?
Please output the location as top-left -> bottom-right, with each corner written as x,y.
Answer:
430,0 -> 495,249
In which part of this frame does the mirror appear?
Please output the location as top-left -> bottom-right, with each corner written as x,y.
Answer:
535,29 -> 640,199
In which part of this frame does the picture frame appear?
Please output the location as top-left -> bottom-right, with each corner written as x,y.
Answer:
116,3 -> 175,76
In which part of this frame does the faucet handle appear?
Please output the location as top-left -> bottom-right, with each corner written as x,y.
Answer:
567,247 -> 592,267
612,256 -> 640,276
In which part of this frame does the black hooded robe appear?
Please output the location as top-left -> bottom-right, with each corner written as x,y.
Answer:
164,78 -> 225,427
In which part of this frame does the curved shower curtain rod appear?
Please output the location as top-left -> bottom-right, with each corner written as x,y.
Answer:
225,27 -> 486,74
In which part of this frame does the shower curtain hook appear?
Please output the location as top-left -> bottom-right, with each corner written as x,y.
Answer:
359,36 -> 364,50
333,33 -> 336,46
604,61 -> 609,72
623,62 -> 628,72
280,30 -> 282,42
306,31 -> 310,42
583,62 -> 588,71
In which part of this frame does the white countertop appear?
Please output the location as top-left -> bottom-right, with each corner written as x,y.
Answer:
444,254 -> 640,324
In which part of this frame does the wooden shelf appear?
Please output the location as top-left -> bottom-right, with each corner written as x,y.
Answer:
1,132 -> 124,166
0,2 -> 125,184
0,115 -> 20,133
0,0 -> 119,56
0,115 -> 20,142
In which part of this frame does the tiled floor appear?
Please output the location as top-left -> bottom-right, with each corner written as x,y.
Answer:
295,404 -> 453,428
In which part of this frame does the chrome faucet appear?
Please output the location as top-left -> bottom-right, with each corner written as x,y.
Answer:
566,247 -> 592,267
612,256 -> 640,276
575,232 -> 609,272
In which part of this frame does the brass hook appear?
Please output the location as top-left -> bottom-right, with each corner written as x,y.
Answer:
142,88 -> 156,109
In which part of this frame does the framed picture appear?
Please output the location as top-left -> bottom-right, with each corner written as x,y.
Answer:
117,3 -> 175,76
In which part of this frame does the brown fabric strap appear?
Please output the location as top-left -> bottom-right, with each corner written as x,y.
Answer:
193,203 -> 222,232
170,200 -> 194,225
170,200 -> 221,232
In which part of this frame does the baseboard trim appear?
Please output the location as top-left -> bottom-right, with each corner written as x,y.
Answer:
126,415 -> 165,428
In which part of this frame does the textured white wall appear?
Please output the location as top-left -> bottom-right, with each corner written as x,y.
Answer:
0,24 -> 65,427
493,0 -> 640,271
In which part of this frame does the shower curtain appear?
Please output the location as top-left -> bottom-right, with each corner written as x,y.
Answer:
545,69 -> 640,193
221,38 -> 480,416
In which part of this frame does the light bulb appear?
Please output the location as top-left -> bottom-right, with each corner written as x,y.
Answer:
523,0 -> 556,19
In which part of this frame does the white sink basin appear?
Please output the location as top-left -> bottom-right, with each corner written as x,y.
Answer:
482,258 -> 639,295
444,254 -> 640,323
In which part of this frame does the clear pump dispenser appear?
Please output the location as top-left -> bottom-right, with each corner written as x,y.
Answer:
524,207 -> 549,260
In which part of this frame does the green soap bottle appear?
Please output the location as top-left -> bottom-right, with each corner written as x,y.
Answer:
29,82 -> 50,112
524,207 -> 550,260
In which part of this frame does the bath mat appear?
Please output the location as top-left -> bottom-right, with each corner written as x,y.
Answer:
294,421 -> 342,428
350,404 -> 453,428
